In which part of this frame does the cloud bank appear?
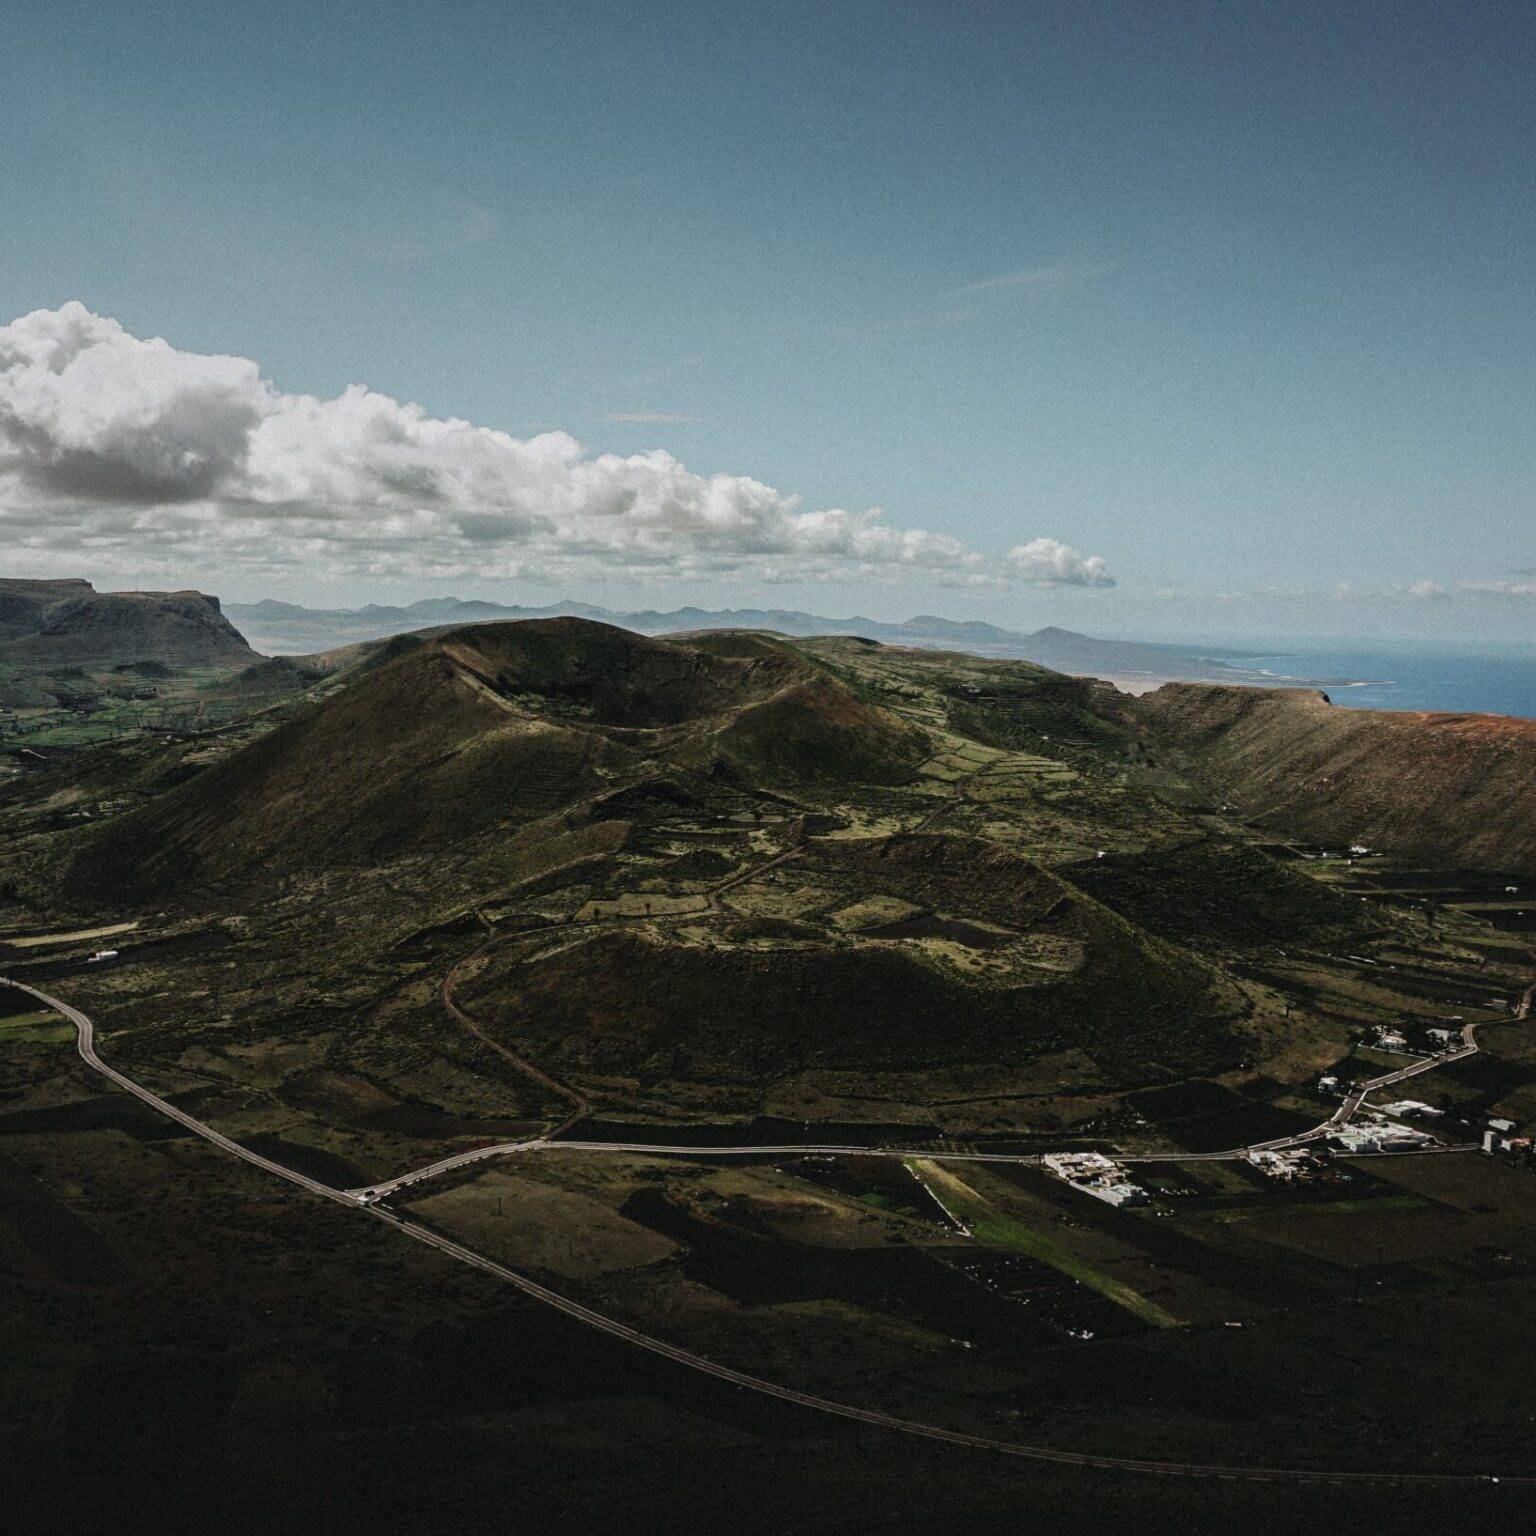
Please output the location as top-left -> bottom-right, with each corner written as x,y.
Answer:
0,303 -> 1115,591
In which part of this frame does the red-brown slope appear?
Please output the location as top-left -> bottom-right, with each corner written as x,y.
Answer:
1136,683 -> 1536,874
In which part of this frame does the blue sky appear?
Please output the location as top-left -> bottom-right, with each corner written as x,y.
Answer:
1,0 -> 1533,638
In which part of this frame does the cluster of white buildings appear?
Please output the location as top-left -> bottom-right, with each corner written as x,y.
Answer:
1042,1152 -> 1149,1207
1246,1148 -> 1316,1179
1329,1117 -> 1436,1153
1369,1023 -> 1468,1056
1483,1119 -> 1531,1160
1376,1099 -> 1444,1120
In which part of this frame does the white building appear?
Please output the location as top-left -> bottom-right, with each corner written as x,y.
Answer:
1043,1153 -> 1118,1180
1042,1152 -> 1149,1207
1089,1180 -> 1147,1208
1484,1128 -> 1530,1157
1331,1116 -> 1435,1153
1247,1148 -> 1313,1179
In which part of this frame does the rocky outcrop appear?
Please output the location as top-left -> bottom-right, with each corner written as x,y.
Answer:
0,581 -> 257,667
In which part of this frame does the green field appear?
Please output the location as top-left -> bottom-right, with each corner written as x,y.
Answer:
1288,1193 -> 1429,1216
906,1159 -> 1181,1328
0,1010 -> 72,1044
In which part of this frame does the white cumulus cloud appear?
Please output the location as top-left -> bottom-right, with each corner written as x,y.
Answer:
1005,537 -> 1113,587
0,302 -> 1115,590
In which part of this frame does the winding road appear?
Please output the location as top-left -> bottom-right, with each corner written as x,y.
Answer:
6,967 -> 1534,1488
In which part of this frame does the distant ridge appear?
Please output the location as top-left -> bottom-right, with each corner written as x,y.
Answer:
0,578 -> 258,668
225,595 -> 1260,679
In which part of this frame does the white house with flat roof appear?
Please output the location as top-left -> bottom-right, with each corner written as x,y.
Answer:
1042,1152 -> 1149,1207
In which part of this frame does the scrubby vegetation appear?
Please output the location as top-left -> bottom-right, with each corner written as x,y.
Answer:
1067,839 -> 1387,950
63,619 -> 929,902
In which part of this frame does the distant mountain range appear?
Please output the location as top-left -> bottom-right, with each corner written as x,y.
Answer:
225,596 -> 1265,684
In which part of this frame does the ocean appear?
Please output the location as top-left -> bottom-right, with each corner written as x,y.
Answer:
1215,640 -> 1536,721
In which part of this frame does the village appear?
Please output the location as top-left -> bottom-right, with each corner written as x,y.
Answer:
1040,1001 -> 1534,1210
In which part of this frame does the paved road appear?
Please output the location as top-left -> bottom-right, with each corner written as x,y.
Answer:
354,995 -> 1523,1195
1,977 -> 362,1212
352,999 -> 1519,1196
1240,1003 -> 1519,1157
12,969 -> 1536,1488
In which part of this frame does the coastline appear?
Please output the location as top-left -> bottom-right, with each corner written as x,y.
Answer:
1072,667 -> 1372,699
